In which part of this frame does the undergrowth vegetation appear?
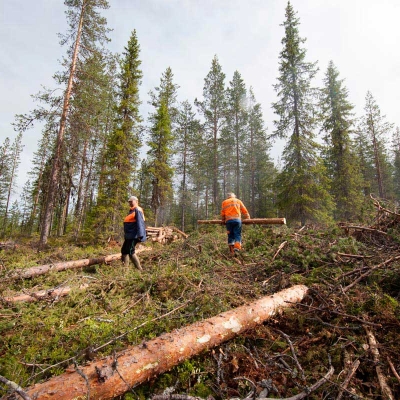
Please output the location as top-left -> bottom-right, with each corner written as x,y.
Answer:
1,221 -> 400,399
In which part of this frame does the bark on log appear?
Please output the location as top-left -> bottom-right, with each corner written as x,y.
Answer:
197,218 -> 286,225
25,285 -> 308,400
4,284 -> 89,303
7,248 -> 149,280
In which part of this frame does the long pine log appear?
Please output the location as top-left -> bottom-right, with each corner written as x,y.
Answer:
25,285 -> 307,400
198,218 -> 286,225
7,247 -> 149,280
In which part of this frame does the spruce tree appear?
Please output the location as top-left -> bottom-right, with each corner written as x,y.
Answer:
91,30 -> 143,240
272,2 -> 333,226
195,55 -> 227,214
320,61 -> 364,220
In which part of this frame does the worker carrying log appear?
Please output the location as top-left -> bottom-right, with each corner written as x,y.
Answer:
221,192 -> 250,254
121,196 -> 146,269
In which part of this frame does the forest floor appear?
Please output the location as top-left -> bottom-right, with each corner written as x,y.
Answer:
1,205 -> 400,399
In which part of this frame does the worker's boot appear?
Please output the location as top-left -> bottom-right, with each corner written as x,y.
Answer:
233,242 -> 241,255
122,254 -> 130,266
229,245 -> 235,254
130,254 -> 142,270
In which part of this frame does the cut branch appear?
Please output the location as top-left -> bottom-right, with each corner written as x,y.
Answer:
336,359 -> 360,400
0,374 -> 32,400
364,325 -> 394,400
342,256 -> 400,293
258,365 -> 334,400
25,285 -> 308,400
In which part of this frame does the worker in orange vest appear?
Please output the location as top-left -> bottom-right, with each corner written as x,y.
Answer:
121,196 -> 146,269
221,193 -> 250,254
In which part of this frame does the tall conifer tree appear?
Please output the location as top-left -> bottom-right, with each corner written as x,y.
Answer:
195,55 -> 227,215
392,127 -> 400,201
90,30 -> 143,240
320,61 -> 364,220
242,88 -> 276,217
223,71 -> 247,198
147,100 -> 174,226
272,2 -> 333,225
360,91 -> 394,199
39,0 -> 110,246
175,100 -> 200,231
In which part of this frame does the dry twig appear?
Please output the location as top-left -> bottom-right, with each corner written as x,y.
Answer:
364,325 -> 394,400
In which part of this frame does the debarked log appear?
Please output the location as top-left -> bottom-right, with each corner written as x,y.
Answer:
7,247 -> 149,280
25,285 -> 308,400
197,218 -> 286,225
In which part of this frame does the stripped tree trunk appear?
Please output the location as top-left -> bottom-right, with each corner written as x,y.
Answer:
25,285 -> 308,400
198,218 -> 286,225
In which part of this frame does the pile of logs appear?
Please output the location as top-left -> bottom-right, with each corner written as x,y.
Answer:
146,226 -> 188,244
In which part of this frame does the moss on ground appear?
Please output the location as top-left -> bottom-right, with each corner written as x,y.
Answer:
1,223 -> 400,399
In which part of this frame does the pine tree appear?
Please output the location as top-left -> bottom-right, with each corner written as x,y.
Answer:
222,71 -> 248,198
0,138 -> 11,229
195,55 -> 227,214
320,61 -> 364,220
392,127 -> 400,201
272,2 -> 333,226
38,0 -> 110,246
174,100 -> 201,231
147,100 -> 174,226
242,88 -> 276,217
2,133 -> 23,234
360,91 -> 394,199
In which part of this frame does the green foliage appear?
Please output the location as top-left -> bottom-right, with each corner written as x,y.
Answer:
272,3 -> 334,226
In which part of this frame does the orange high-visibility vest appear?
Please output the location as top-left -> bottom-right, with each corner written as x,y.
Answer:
221,198 -> 250,222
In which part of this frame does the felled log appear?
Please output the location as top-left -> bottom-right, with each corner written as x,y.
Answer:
197,218 -> 286,225
25,285 -> 308,400
4,284 -> 89,303
7,248 -> 149,280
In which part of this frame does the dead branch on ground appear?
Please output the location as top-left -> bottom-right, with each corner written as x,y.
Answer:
364,325 -> 395,400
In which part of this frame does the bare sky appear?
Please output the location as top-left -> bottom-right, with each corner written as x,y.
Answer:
1,0 -> 400,194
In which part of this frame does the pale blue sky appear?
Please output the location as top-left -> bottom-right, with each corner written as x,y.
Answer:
1,0 -> 400,194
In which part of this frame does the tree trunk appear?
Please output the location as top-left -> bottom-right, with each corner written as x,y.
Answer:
25,285 -> 308,400
8,248 -> 149,280
4,284 -> 89,303
39,1 -> 85,247
197,218 -> 286,225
